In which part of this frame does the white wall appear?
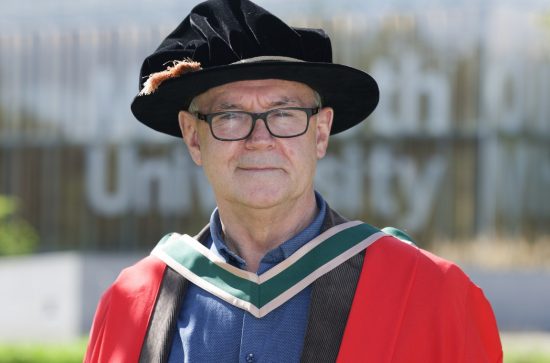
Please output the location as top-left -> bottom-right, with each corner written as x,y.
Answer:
0,252 -> 141,342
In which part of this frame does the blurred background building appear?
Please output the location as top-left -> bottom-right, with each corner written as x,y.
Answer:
0,0 -> 549,341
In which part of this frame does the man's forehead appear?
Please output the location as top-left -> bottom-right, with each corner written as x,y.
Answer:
195,79 -> 317,109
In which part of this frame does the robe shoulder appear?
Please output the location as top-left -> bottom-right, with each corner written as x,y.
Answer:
338,235 -> 503,363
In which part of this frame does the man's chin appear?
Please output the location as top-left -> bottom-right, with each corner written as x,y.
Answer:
231,189 -> 289,210
239,196 -> 285,210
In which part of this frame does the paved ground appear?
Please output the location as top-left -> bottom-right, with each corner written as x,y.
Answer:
501,332 -> 550,352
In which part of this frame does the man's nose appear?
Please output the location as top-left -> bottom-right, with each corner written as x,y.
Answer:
245,118 -> 275,146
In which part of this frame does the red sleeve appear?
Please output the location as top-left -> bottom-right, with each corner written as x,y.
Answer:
84,286 -> 113,363
83,256 -> 167,363
462,284 -> 503,362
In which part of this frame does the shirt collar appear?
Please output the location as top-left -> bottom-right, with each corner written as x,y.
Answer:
209,191 -> 327,269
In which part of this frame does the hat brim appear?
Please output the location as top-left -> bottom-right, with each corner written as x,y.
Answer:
130,61 -> 379,137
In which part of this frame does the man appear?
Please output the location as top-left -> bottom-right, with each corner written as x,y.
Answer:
85,0 -> 503,362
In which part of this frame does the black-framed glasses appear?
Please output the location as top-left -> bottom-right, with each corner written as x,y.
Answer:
196,107 -> 319,141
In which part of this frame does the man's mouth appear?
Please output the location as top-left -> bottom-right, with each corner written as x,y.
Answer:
238,166 -> 278,171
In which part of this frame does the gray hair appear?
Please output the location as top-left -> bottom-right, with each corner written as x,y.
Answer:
313,90 -> 322,108
188,97 -> 200,114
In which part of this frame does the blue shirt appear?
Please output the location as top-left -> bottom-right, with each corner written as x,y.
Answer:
168,193 -> 327,363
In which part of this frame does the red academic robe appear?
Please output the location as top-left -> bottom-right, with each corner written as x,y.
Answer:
84,236 -> 503,362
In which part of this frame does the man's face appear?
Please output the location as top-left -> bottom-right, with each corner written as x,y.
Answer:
178,79 -> 333,210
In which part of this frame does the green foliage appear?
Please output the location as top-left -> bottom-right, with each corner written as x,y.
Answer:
505,351 -> 550,363
503,334 -> 550,363
0,339 -> 87,363
0,195 -> 38,255
0,336 -> 549,363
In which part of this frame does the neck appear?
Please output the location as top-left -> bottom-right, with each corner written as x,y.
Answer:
216,191 -> 319,273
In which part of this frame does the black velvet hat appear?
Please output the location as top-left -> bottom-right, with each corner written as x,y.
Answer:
131,0 -> 379,137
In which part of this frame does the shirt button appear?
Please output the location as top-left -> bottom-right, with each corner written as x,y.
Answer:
246,353 -> 256,363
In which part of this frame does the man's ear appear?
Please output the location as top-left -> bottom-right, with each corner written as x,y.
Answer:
178,111 -> 203,166
315,107 -> 334,159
